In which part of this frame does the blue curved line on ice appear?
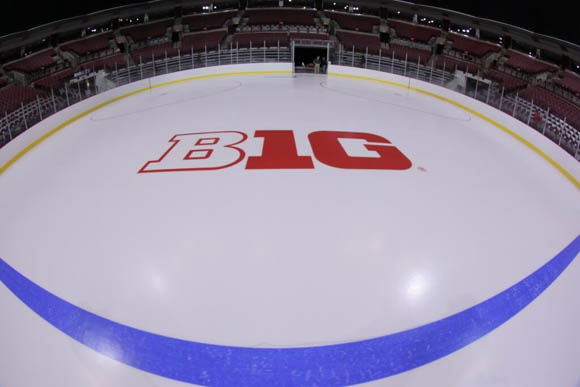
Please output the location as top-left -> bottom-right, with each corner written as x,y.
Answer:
1,234 -> 579,386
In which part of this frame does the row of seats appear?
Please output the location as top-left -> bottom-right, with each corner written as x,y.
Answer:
34,68 -> 75,89
448,32 -> 500,57
388,20 -> 440,43
80,54 -> 127,71
245,9 -> 317,26
435,55 -> 477,73
327,11 -> 379,33
337,30 -> 380,54
238,24 -> 326,34
519,87 -> 580,130
289,32 -> 329,41
555,71 -> 580,95
4,48 -> 58,73
2,12 -> 580,139
131,43 -> 180,61
386,44 -> 431,65
180,30 -> 228,52
487,69 -> 528,91
182,11 -> 237,32
121,19 -> 174,43
504,50 -> 557,74
130,30 -> 328,60
61,32 -> 114,56
0,85 -> 43,115
232,32 -> 289,48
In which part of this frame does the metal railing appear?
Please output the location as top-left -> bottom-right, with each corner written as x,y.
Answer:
333,45 -> 580,160
1,42 -> 579,162
110,43 -> 292,86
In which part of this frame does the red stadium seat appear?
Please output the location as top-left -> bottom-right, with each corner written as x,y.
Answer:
122,19 -> 174,42
555,71 -> 580,95
385,44 -> 431,65
487,69 -> 528,91
519,87 -> 580,130
289,32 -> 329,41
231,32 -> 290,48
81,54 -> 127,71
180,30 -> 228,52
182,11 -> 237,32
131,43 -> 180,62
327,11 -> 379,33
436,55 -> 478,73
388,20 -> 440,43
337,30 -> 381,54
61,32 -> 114,56
504,50 -> 557,74
4,48 -> 58,73
447,33 -> 500,57
0,85 -> 43,114
245,9 -> 317,26
35,68 -> 75,89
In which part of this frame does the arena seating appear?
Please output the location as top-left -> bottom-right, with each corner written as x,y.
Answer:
289,32 -> 329,41
447,33 -> 500,57
555,71 -> 580,96
504,50 -> 557,74
337,30 -> 380,54
182,11 -> 237,32
385,44 -> 431,65
487,69 -> 528,91
0,85 -> 43,114
232,32 -> 290,48
436,55 -> 478,73
80,54 -> 127,71
246,9 -> 317,26
35,68 -> 75,89
327,11 -> 379,33
180,30 -> 228,52
388,20 -> 440,43
519,87 -> 580,129
61,32 -> 113,56
131,43 -> 180,62
122,19 -> 174,42
4,48 -> 58,73
0,7 -> 578,144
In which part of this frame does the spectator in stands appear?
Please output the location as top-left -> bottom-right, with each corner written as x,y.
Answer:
314,56 -> 321,74
321,57 -> 327,74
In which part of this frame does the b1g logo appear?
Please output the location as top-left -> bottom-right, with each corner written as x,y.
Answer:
138,130 -> 412,173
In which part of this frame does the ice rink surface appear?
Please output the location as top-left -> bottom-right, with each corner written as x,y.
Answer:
1,64 -> 579,386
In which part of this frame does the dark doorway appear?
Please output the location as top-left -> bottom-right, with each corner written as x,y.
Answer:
294,46 -> 327,73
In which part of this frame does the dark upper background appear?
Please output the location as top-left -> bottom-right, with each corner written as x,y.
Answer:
2,0 -> 579,45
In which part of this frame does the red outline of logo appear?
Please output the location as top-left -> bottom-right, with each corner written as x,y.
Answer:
184,149 -> 213,160
138,131 -> 248,173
